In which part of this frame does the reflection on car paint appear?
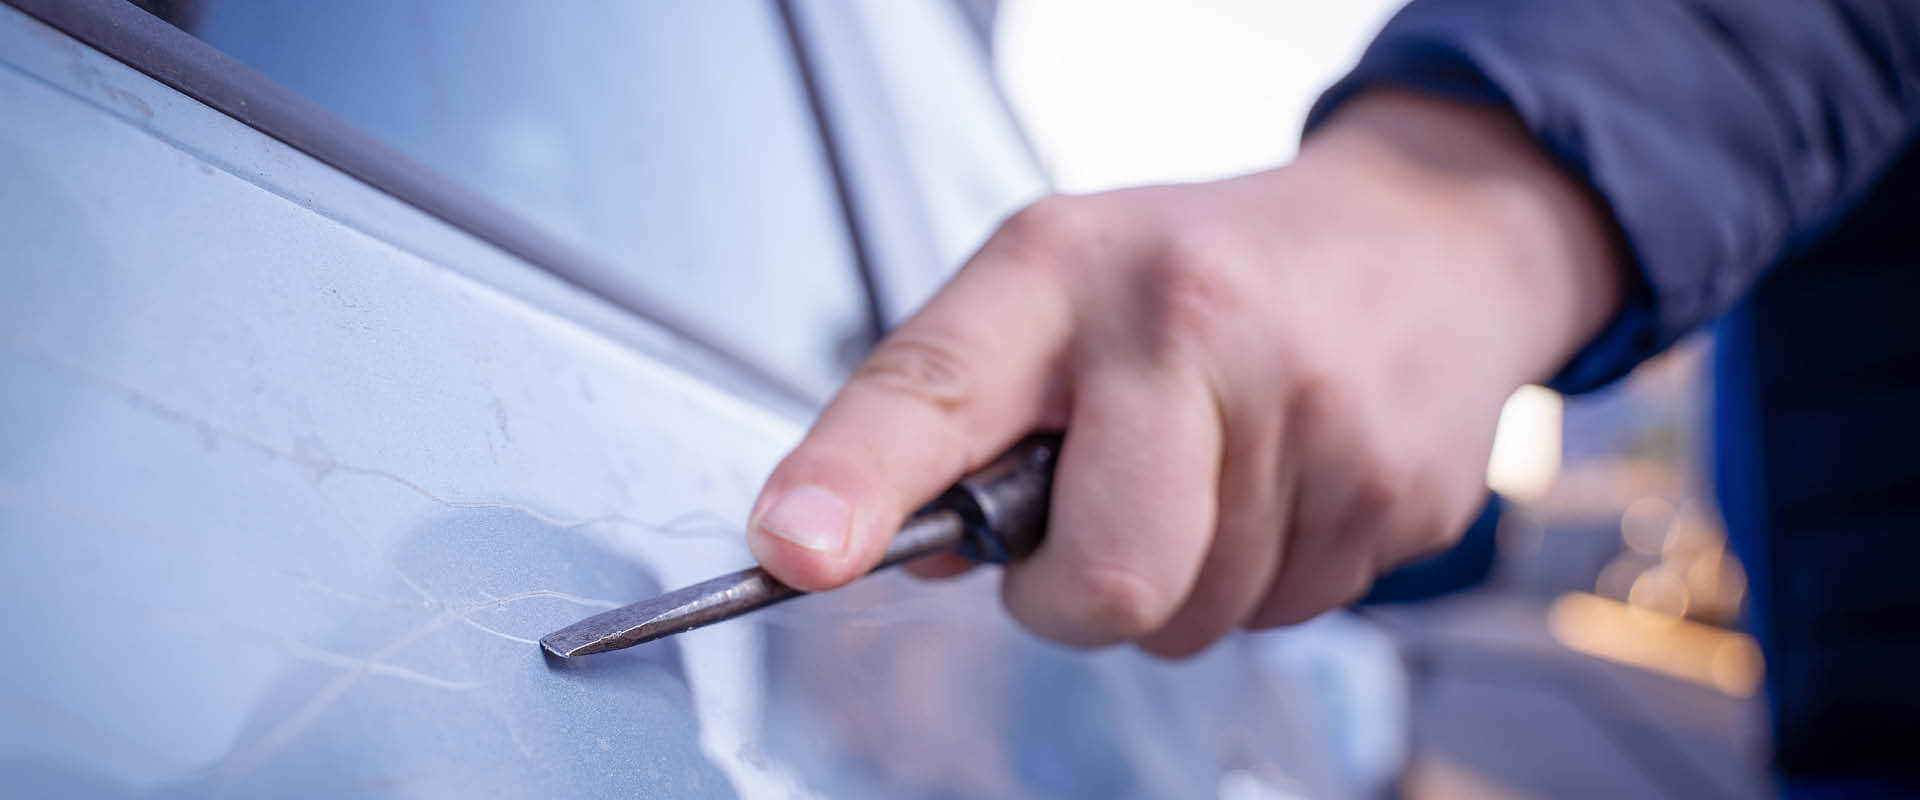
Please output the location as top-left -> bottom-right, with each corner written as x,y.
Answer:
0,5 -> 1352,797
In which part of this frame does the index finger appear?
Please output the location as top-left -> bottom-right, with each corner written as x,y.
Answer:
746,206 -> 1079,591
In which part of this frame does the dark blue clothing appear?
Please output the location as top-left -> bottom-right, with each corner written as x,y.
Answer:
1311,0 -> 1920,781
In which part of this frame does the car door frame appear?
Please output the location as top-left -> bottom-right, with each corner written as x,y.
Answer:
7,0 -> 927,415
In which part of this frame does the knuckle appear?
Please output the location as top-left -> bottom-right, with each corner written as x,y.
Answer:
1286,373 -> 1334,427
1295,380 -> 1407,534
1277,342 -> 1338,404
1345,466 -> 1402,528
1135,232 -> 1253,356
853,334 -> 975,414
1059,563 -> 1165,641
1288,361 -> 1356,426
995,194 -> 1092,261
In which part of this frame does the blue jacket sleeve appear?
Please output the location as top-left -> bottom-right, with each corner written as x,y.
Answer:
1308,0 -> 1920,392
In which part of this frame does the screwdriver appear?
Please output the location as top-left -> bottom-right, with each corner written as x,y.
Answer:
540,435 -> 1062,658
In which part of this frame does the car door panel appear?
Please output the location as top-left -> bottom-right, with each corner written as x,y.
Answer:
3,8 -> 801,795
0,3 -> 1356,797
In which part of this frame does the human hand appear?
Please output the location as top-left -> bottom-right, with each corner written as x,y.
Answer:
746,90 -> 1625,656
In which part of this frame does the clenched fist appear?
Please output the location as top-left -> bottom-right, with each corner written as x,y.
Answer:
746,90 -> 1625,656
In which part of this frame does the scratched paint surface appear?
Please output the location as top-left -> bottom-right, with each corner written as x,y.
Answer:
0,6 -> 1347,798
0,8 -> 802,795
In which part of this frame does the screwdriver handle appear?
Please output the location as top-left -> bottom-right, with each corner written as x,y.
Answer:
926,433 -> 1063,564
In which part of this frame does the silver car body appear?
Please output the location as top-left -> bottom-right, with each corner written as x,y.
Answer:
0,1 -> 1364,796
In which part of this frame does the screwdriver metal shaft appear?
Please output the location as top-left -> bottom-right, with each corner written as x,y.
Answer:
541,509 -> 966,657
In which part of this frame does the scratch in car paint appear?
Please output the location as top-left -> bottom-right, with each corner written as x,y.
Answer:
103,84 -> 152,123
490,395 -> 513,441
456,616 -> 540,646
393,565 -> 441,609
217,586 -> 625,782
418,582 -> 627,646
271,634 -> 489,692
243,562 -> 423,611
1,341 -> 742,540
469,588 -> 624,613
216,609 -> 464,783
461,585 -> 627,644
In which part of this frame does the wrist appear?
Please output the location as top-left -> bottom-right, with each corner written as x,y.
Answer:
1297,89 -> 1628,385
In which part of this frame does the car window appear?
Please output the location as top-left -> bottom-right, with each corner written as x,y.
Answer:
171,0 -> 873,396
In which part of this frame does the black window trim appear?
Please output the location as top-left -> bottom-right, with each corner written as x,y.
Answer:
774,0 -> 889,346
9,0 -> 847,409
776,0 -> 1051,326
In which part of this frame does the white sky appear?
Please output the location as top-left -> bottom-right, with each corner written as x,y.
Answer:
994,0 -> 1405,192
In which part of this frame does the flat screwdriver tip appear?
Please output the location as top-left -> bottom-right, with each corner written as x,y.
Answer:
539,608 -> 673,659
537,571 -> 762,659
539,635 -> 584,659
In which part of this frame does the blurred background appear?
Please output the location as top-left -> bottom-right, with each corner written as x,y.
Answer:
990,2 -> 1764,797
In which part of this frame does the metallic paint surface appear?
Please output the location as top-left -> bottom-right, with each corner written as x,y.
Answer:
0,6 -> 1352,797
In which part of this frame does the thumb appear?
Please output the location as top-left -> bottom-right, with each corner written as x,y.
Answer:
747,217 -> 1075,591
